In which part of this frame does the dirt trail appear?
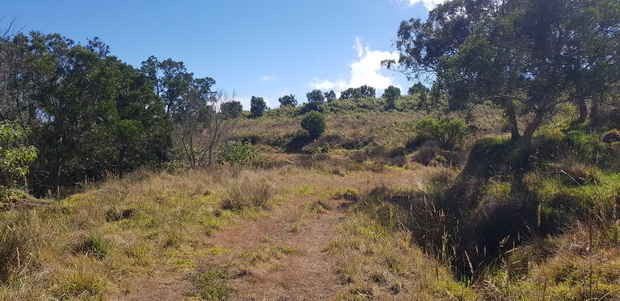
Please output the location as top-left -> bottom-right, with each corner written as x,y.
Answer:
203,197 -> 350,300
117,168 -> 423,300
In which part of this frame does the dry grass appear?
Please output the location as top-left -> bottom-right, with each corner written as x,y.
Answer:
328,209 -> 477,300
0,165 -> 290,299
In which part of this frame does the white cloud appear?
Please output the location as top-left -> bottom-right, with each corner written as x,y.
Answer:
261,75 -> 276,82
400,0 -> 447,10
309,37 -> 399,93
309,78 -> 347,91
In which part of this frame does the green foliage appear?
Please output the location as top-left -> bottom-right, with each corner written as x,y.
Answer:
306,89 -> 325,104
412,118 -> 467,150
278,94 -> 297,108
0,122 -> 38,190
250,96 -> 267,118
382,85 -> 401,110
220,100 -> 243,118
408,82 -> 429,95
324,90 -> 336,102
301,111 -> 327,138
340,85 -> 376,100
217,141 -> 257,165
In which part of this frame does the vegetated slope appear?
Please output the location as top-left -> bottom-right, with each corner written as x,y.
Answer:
0,152 -> 471,300
1,103 -> 619,300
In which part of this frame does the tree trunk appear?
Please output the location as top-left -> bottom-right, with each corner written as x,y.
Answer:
514,111 -> 544,181
590,93 -> 601,127
117,146 -> 127,179
506,101 -> 521,142
577,98 -> 588,123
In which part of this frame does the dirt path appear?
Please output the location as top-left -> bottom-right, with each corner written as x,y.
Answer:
200,197 -> 350,300
117,168 -> 425,300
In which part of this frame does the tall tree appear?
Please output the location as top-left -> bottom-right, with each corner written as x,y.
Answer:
389,0 -> 620,168
250,96 -> 267,118
324,90 -> 336,102
383,85 -> 401,110
306,89 -> 325,103
278,94 -> 297,107
220,100 -> 243,118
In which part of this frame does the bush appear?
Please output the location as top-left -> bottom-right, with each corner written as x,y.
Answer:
413,118 -> 468,150
221,179 -> 272,211
217,141 -> 257,165
301,111 -> 326,138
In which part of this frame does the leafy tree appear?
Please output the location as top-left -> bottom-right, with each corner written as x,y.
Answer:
383,85 -> 401,110
301,111 -> 326,138
278,94 -> 297,107
359,85 -> 376,98
0,33 -> 173,195
324,90 -> 336,102
250,96 -> 267,118
340,87 -> 362,100
220,100 -> 243,118
340,86 -> 376,99
306,89 -> 325,104
408,82 -> 429,95
389,0 -> 620,169
0,122 -> 37,192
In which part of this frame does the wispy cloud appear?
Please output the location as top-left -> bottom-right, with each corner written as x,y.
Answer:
261,75 -> 276,82
399,0 -> 446,10
309,37 -> 399,93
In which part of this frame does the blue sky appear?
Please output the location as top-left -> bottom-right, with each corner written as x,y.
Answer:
1,0 -> 444,109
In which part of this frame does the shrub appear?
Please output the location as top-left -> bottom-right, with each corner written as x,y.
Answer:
217,141 -> 257,165
301,111 -> 326,138
221,179 -> 272,211
413,118 -> 468,150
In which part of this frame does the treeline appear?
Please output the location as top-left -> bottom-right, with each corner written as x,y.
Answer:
0,30 -> 236,196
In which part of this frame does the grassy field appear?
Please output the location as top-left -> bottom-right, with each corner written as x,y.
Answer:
1,101 -> 619,300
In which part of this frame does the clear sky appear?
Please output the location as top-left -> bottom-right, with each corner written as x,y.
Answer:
1,0 -> 444,109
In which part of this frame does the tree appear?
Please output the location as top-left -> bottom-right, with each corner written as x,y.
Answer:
324,90 -> 336,102
359,85 -> 376,98
0,122 -> 37,192
340,87 -> 361,100
408,82 -> 429,95
176,89 -> 238,167
278,94 -> 297,107
383,85 -> 401,110
301,111 -> 326,138
250,96 -> 267,118
389,0 -> 620,170
340,86 -> 376,99
220,100 -> 243,118
1,33 -> 173,195
306,89 -> 325,103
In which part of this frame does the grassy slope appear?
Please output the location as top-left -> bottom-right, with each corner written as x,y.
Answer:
1,100 -> 619,300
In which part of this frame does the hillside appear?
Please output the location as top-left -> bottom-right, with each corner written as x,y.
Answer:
1,101 -> 619,300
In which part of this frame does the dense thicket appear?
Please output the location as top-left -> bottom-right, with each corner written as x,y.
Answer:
0,30 -> 241,195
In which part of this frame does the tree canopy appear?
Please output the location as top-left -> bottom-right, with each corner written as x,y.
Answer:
388,0 -> 620,161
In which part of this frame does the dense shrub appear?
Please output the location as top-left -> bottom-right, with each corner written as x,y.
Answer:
217,141 -> 257,165
301,111 -> 326,138
412,118 -> 468,150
